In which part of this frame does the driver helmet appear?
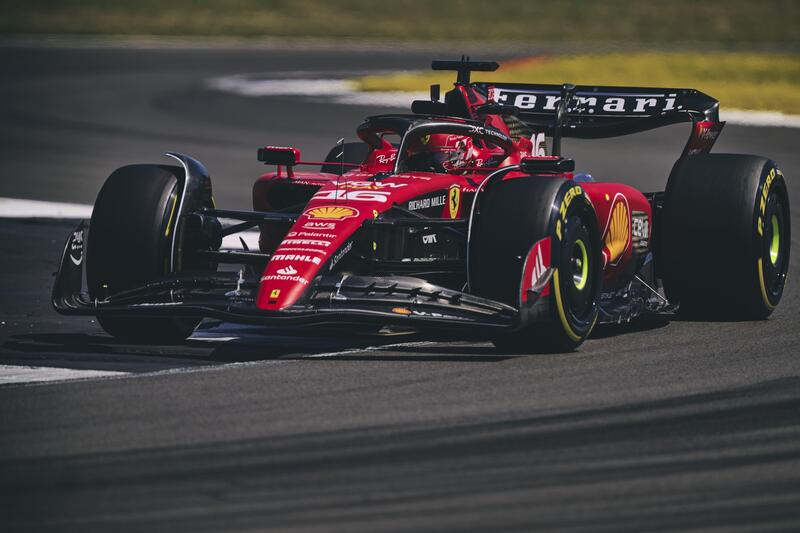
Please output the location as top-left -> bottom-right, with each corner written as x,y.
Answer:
405,133 -> 474,172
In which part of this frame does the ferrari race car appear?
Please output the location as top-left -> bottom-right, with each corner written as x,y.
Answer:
53,59 -> 791,352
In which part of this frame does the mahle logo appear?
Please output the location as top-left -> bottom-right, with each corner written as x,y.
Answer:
304,206 -> 359,220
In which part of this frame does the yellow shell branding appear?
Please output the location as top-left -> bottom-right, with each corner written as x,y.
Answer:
604,195 -> 630,265
305,206 -> 359,220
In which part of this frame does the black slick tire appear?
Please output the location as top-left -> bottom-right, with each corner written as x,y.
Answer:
470,176 -> 602,353
87,164 -> 201,343
661,154 -> 790,319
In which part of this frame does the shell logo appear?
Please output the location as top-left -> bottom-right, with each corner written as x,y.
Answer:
603,194 -> 630,266
304,206 -> 359,220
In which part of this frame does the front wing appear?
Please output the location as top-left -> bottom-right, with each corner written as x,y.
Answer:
52,223 -> 518,331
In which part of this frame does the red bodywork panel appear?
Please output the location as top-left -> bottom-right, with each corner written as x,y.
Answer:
254,170 -> 479,310
582,182 -> 652,284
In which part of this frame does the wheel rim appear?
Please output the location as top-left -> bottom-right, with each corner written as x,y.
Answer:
564,219 -> 596,319
760,184 -> 790,304
572,239 -> 589,290
769,214 -> 780,266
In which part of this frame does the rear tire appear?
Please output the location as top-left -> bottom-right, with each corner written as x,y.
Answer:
661,154 -> 790,319
87,164 -> 201,343
470,176 -> 602,353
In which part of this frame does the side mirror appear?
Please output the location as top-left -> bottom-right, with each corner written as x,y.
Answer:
257,146 -> 301,166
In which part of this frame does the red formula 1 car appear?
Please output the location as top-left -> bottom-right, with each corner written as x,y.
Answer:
53,59 -> 790,351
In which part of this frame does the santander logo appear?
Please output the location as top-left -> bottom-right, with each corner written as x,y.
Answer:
276,265 -> 298,275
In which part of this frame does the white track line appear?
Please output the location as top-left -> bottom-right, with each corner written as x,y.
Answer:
0,364 -> 128,385
721,110 -> 800,128
207,74 -> 800,128
1,340 -> 443,387
0,197 -> 93,218
0,197 -> 259,250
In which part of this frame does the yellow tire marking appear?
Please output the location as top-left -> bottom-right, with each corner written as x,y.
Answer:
164,194 -> 178,237
757,258 -> 776,310
553,268 -> 583,342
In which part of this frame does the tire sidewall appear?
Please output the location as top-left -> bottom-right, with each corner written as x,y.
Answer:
662,155 -> 789,318
752,165 -> 790,313
471,176 -> 601,351
546,182 -> 602,344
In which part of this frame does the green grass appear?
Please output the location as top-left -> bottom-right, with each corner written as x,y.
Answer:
355,53 -> 800,114
1,0 -> 799,45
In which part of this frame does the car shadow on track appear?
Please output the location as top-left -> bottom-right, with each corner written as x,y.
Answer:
0,330 -> 523,373
0,330 -> 389,373
590,313 -> 671,339
0,314 -> 673,374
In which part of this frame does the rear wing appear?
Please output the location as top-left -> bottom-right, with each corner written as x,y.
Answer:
424,59 -> 725,158
473,82 -> 721,139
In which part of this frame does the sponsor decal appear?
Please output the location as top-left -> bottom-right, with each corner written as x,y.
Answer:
521,237 -> 552,302
282,238 -> 330,247
466,124 -> 510,143
269,289 -> 280,299
698,125 -> 719,141
757,167 -> 777,236
422,234 -> 437,244
408,194 -> 446,211
276,247 -> 329,254
684,120 -> 725,156
329,240 -> 353,269
303,221 -> 336,230
69,228 -> 84,266
304,206 -> 359,220
341,181 -> 406,190
531,244 -> 546,285
376,153 -> 396,164
272,253 -> 322,265
314,189 -> 392,203
602,194 -> 630,266
448,185 -> 461,219
492,86 -> 679,116
276,265 -> 298,275
260,274 -> 309,285
286,231 -> 337,239
555,185 -> 583,240
631,211 -> 650,253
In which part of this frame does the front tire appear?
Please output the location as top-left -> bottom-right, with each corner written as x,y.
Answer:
470,176 -> 602,352
87,164 -> 201,342
661,154 -> 790,319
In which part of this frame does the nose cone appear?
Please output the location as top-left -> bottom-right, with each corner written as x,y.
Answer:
256,204 -> 365,310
